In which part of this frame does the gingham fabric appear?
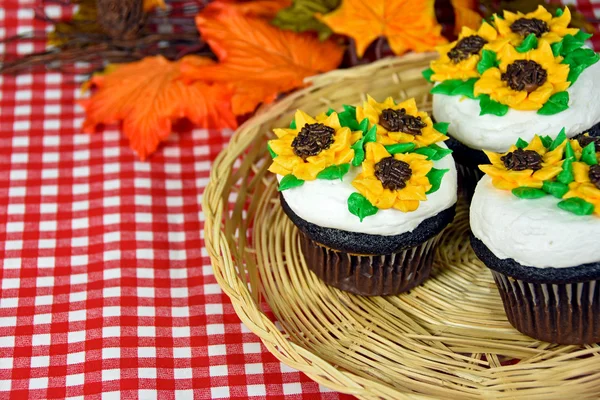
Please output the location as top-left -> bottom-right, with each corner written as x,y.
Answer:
1,1 -> 599,399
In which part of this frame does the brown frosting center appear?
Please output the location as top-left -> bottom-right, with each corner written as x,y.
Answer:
501,60 -> 548,93
292,123 -> 335,161
447,35 -> 487,63
378,108 -> 427,135
589,164 -> 600,190
374,157 -> 412,191
501,148 -> 543,171
510,18 -> 550,38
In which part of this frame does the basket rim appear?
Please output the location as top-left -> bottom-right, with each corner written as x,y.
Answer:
203,54 -> 440,400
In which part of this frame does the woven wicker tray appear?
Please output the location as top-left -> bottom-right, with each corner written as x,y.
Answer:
203,53 -> 600,399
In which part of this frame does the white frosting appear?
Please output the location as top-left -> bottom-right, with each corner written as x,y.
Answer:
471,175 -> 600,268
432,61 -> 600,153
279,143 -> 458,236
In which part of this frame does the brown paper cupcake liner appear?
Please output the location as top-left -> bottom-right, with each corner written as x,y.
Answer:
299,232 -> 442,296
492,272 -> 600,344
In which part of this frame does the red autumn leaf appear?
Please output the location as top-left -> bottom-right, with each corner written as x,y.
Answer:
211,0 -> 292,18
80,55 -> 237,160
181,3 -> 344,115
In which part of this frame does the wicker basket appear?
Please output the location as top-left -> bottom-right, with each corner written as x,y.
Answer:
203,54 -> 600,399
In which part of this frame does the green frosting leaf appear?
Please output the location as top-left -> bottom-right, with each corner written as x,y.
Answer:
537,92 -> 569,115
558,197 -> 595,216
431,79 -> 477,99
364,124 -> 377,144
512,187 -> 547,199
567,63 -> 587,85
351,139 -> 365,167
426,168 -> 449,194
385,143 -> 415,154
326,108 -> 335,116
549,128 -> 567,150
414,144 -> 453,161
557,157 -> 574,184
343,104 -> 356,117
271,0 -> 340,40
477,50 -> 499,74
290,119 -> 297,129
429,143 -> 453,160
316,163 -> 350,180
540,135 -> 553,149
565,140 -> 575,159
515,34 -> 538,53
338,109 -> 361,130
414,147 -> 437,160
551,40 -> 563,57
563,48 -> 600,84
556,7 -> 564,17
279,174 -> 304,191
582,142 -> 598,165
561,34 -> 586,54
515,138 -> 528,149
358,118 -> 369,134
351,120 -> 372,166
267,142 -> 277,159
450,78 -> 478,99
479,94 -> 509,116
575,30 -> 593,42
422,67 -> 435,83
347,192 -> 378,222
433,122 -> 449,134
430,79 -> 464,96
542,181 -> 569,198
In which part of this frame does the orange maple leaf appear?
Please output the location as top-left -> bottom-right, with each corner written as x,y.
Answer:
80,56 -> 237,160
181,3 -> 343,115
211,0 -> 292,18
143,0 -> 166,12
318,0 -> 447,57
452,0 -> 482,34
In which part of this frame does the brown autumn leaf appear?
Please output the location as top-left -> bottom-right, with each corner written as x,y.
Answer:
181,3 -> 344,115
80,56 -> 237,160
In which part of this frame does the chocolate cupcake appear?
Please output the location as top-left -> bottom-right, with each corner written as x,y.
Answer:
471,133 -> 600,344
268,97 -> 457,296
423,6 -> 600,191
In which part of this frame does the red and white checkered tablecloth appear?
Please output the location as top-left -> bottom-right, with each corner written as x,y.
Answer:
1,1 -> 599,399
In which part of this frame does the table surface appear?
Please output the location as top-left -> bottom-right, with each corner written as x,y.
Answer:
1,1 -> 599,399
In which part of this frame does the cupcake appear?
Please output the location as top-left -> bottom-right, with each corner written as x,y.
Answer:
268,97 -> 458,296
423,6 -> 600,191
471,132 -> 600,344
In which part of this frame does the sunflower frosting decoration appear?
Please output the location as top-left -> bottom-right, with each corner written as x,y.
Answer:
269,97 -> 453,221
351,142 -> 434,213
429,22 -> 498,82
493,6 -> 578,47
480,135 -> 565,190
268,110 -> 361,187
356,96 -> 448,148
423,5 -> 599,117
479,130 -> 600,217
474,41 -> 570,111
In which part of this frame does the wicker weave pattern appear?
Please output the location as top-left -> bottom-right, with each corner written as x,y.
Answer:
203,54 -> 600,399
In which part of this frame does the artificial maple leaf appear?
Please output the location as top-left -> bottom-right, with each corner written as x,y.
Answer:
181,3 -> 343,115
318,0 -> 447,57
451,0 -> 481,34
272,0 -> 340,40
80,56 -> 237,160
143,0 -> 166,11
212,0 -> 292,18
